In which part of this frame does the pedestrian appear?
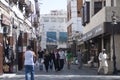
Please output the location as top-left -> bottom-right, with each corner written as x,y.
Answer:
24,45 -> 37,80
77,49 -> 83,69
49,50 -> 54,71
97,49 -> 108,75
38,47 -> 44,70
54,49 -> 60,71
59,49 -> 65,71
43,50 -> 50,72
66,50 -> 72,69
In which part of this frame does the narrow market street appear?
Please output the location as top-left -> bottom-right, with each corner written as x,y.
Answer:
1,0 -> 120,80
0,64 -> 120,80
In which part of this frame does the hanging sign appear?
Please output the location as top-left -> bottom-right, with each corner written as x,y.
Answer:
1,14 -> 11,26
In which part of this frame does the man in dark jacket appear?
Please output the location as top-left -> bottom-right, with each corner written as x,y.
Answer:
38,47 -> 44,70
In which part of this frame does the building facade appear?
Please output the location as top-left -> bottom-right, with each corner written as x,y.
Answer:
0,0 -> 40,74
40,10 -> 67,51
82,0 -> 120,73
67,0 -> 83,56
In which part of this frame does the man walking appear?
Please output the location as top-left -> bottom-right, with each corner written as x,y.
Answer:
38,47 -> 44,70
98,49 -> 108,75
59,49 -> 65,71
54,49 -> 60,71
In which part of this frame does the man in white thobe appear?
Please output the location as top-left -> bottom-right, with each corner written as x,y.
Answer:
98,49 -> 108,74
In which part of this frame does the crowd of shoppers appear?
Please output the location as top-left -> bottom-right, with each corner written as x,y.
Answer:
23,44 -> 109,80
37,48 -> 67,72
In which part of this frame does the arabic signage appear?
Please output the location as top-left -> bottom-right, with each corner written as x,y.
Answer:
82,23 -> 104,41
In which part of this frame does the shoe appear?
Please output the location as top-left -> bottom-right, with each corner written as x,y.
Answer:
46,70 -> 48,72
97,72 -> 100,75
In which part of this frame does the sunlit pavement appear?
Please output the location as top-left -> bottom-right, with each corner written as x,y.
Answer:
0,64 -> 120,80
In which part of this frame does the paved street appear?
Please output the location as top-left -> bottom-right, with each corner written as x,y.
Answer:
0,64 -> 120,80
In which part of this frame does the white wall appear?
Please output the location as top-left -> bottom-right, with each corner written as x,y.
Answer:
40,11 -> 67,50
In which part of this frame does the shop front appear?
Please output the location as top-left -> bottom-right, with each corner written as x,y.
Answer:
1,14 -> 15,73
82,22 -> 120,72
82,24 -> 104,66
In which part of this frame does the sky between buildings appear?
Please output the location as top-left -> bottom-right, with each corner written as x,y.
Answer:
40,0 -> 67,14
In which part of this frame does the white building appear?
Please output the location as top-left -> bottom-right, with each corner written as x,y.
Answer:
40,10 -> 67,50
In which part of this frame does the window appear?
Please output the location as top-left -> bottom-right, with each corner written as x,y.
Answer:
46,32 -> 57,42
44,17 -> 49,22
65,18 -> 67,22
58,18 -> 64,23
111,0 -> 114,6
51,18 -> 56,22
104,1 -> 106,6
85,2 -> 90,23
94,1 -> 102,14
59,32 -> 67,42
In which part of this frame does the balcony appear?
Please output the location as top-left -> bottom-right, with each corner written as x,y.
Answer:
84,7 -> 120,34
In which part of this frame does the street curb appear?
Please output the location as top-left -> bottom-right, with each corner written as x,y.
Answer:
0,74 -> 16,78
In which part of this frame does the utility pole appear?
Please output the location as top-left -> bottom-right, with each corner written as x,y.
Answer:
111,11 -> 117,74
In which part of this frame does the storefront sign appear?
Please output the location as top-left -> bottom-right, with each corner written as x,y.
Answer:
1,14 -> 11,26
82,24 -> 104,41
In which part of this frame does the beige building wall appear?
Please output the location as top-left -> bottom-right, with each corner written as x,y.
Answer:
83,7 -> 120,34
114,34 -> 120,70
83,7 -> 106,34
